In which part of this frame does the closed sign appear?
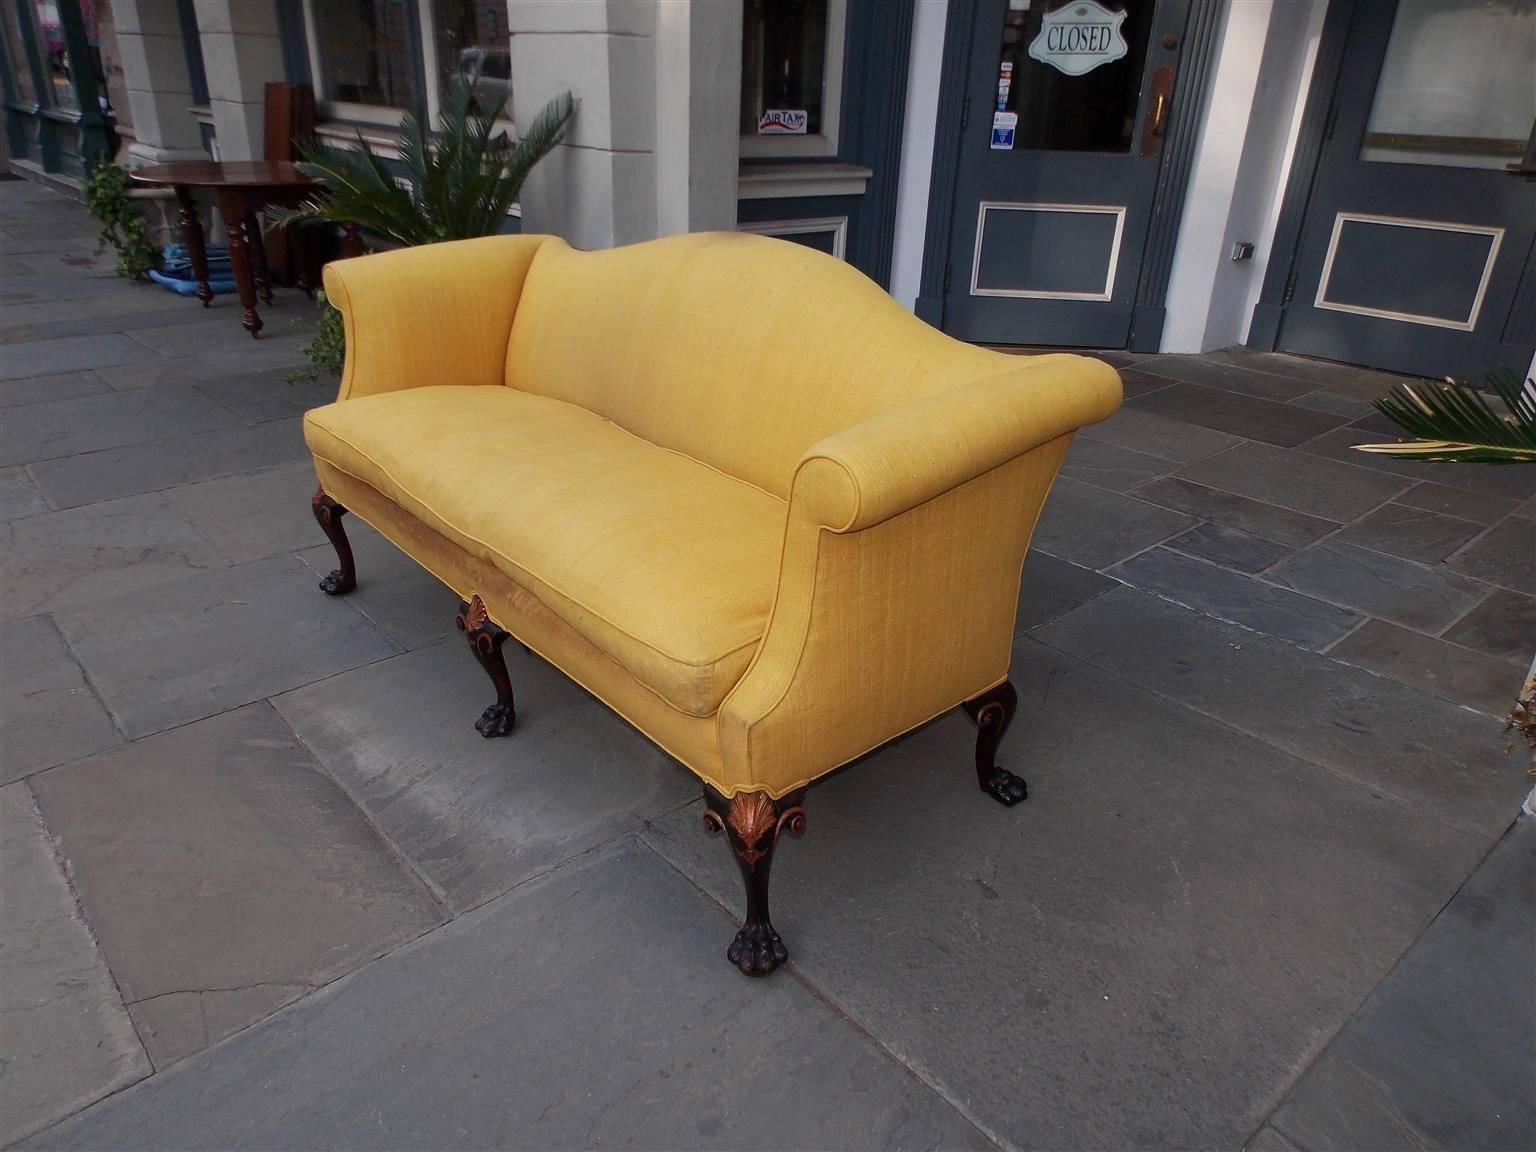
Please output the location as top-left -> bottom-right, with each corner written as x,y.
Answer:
1028,1 -> 1129,77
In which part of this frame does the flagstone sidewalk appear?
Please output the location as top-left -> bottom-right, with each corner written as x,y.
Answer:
1,175 -> 1531,1151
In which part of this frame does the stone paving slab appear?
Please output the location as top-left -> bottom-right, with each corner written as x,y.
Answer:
272,638 -> 698,912
1015,549 -> 1118,635
1059,437 -> 1179,492
1130,383 -> 1348,447
0,370 -> 111,409
641,640 -> 1491,1151
1298,427 -> 1536,500
162,462 -> 322,565
1396,480 -> 1521,526
28,417 -> 309,510
1,492 -> 229,623
1266,541 -> 1490,634
1443,588 -> 1535,665
1030,477 -> 1196,569
51,553 -> 400,739
0,465 -> 49,520
1138,354 -> 1318,402
1330,619 -> 1523,718
1131,476 -> 1339,550
1446,518 -> 1536,594
293,523 -> 463,650
1,783 -> 149,1147
1164,522 -> 1292,574
1268,818 -> 1535,1152
1110,546 -> 1364,651
1033,586 -> 1522,836
1079,404 -> 1243,464
0,333 -> 159,382
0,383 -> 242,467
1330,502 -> 1485,564
0,616 -> 120,784
27,703 -> 443,1070
1177,441 -> 1412,522
21,839 -> 990,1152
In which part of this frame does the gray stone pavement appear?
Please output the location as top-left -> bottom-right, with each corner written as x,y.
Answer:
1,177 -> 1531,1150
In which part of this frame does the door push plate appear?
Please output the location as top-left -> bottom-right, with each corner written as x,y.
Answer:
1138,66 -> 1176,157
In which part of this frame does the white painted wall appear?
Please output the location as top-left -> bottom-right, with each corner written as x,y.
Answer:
889,0 -> 948,311
1161,0 -> 1328,352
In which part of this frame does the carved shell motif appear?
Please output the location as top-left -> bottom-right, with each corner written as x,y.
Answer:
456,594 -> 489,633
726,791 -> 779,851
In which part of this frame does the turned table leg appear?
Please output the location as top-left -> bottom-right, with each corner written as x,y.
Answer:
246,212 -> 273,304
174,185 -> 213,307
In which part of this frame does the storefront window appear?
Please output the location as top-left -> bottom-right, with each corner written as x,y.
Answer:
1360,0 -> 1536,170
31,0 -> 78,111
1,1 -> 38,104
740,0 -> 832,141
992,0 -> 1150,154
431,0 -> 509,110
312,0 -> 417,110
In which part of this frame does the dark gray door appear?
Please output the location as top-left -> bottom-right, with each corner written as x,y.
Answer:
941,0 -> 1191,347
1279,0 -> 1536,381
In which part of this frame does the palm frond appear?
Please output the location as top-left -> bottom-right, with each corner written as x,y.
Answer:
1353,367 -> 1536,464
281,76 -> 572,247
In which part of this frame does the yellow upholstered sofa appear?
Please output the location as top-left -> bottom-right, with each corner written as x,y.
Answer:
304,232 -> 1121,975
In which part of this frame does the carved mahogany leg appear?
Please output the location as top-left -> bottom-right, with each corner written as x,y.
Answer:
456,595 -> 516,737
310,487 -> 357,595
961,680 -> 1027,806
702,785 -> 806,977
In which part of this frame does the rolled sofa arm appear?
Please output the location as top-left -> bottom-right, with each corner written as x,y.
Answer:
322,234 -> 552,402
791,353 -> 1122,532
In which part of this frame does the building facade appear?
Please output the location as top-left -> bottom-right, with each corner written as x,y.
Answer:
4,0 -> 1533,382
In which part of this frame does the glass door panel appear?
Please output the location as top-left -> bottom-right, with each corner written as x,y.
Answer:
1360,0 -> 1536,170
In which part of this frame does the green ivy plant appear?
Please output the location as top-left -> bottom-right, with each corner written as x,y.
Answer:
289,290 -> 346,382
84,162 -> 161,282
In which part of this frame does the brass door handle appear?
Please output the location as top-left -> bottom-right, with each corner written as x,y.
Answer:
1138,66 -> 1175,156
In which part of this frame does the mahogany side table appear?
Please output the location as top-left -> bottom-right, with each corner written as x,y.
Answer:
131,161 -> 319,338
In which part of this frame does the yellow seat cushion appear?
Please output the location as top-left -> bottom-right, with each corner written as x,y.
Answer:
303,386 -> 786,717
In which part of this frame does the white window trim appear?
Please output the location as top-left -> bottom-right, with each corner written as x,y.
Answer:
738,215 -> 848,259
301,0 -> 515,138
740,0 -> 847,160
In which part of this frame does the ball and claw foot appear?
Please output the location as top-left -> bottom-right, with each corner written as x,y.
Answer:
475,701 -> 516,738
318,569 -> 356,596
981,766 -> 1028,806
728,920 -> 789,977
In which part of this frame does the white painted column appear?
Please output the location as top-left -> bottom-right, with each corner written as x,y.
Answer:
110,0 -> 206,164
192,0 -> 286,161
508,0 -> 657,248
890,0 -> 948,311
653,0 -> 741,236
1161,0 -> 1329,352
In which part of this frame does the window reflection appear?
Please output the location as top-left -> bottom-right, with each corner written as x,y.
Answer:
1360,0 -> 1536,170
432,0 -> 510,112
313,0 -> 416,110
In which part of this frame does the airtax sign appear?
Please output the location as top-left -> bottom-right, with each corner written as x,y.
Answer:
1028,1 -> 1129,77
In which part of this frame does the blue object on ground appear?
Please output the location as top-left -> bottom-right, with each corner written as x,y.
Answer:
150,243 -> 237,295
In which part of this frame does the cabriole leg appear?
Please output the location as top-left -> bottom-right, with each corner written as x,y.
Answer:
456,595 -> 516,737
702,785 -> 806,977
310,487 -> 357,595
961,680 -> 1027,806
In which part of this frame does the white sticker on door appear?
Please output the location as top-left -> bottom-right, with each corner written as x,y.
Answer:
1028,1 -> 1129,77
991,111 -> 1018,150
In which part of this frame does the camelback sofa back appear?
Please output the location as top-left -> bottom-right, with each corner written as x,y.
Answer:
305,232 -> 1121,976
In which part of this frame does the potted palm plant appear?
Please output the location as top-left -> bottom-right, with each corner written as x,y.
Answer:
283,75 -> 572,376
